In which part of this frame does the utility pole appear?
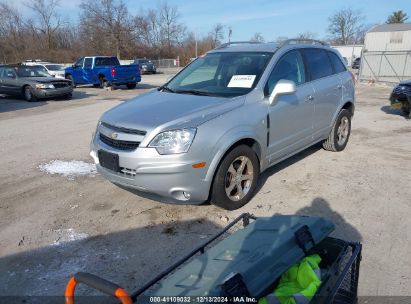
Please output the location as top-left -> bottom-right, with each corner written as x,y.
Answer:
228,27 -> 232,43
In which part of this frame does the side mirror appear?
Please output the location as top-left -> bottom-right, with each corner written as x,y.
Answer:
269,79 -> 296,105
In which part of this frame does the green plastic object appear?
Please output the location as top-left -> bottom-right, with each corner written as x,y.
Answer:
145,215 -> 335,298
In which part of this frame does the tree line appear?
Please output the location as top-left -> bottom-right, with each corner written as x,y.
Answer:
0,0 -> 408,65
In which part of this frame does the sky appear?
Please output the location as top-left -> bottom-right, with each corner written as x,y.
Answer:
12,0 -> 411,41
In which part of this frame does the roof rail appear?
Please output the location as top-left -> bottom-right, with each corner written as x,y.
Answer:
279,39 -> 328,47
215,41 -> 263,49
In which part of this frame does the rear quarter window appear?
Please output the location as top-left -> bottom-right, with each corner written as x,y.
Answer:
328,51 -> 347,74
303,49 -> 333,81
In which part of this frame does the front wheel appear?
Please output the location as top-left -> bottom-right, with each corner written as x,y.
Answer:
211,145 -> 259,210
66,75 -> 76,88
401,104 -> 410,116
23,86 -> 37,102
323,109 -> 352,152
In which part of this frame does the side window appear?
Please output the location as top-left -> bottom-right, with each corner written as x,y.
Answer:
303,49 -> 333,81
265,50 -> 306,96
84,58 -> 93,68
75,57 -> 84,67
0,68 -> 4,77
328,51 -> 347,74
4,68 -> 16,78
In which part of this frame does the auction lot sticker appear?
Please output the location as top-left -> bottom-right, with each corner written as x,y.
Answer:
227,75 -> 256,88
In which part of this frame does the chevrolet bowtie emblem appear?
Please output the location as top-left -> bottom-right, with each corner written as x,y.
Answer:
110,132 -> 118,139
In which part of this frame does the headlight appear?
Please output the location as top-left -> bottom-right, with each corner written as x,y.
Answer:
35,83 -> 55,89
149,128 -> 196,154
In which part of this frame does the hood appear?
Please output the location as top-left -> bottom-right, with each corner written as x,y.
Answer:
398,80 -> 411,86
101,90 -> 245,134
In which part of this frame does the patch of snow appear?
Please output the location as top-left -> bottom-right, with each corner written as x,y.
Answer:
52,228 -> 89,246
39,160 -> 97,179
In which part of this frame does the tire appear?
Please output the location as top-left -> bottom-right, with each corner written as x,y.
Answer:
99,77 -> 109,89
66,75 -> 76,88
211,145 -> 260,210
63,93 -> 72,100
126,83 -> 137,89
401,104 -> 410,116
23,86 -> 37,102
323,109 -> 351,152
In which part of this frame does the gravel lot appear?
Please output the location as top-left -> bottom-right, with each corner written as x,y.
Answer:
0,74 -> 410,299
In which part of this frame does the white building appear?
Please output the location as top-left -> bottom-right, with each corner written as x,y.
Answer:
359,23 -> 411,83
332,45 -> 363,65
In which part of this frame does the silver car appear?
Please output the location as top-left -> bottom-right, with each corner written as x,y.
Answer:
90,40 -> 355,210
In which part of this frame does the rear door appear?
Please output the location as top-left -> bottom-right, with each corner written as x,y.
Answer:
302,48 -> 342,140
1,67 -> 19,94
266,50 -> 315,163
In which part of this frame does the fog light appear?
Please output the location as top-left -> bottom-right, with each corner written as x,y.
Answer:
183,191 -> 191,199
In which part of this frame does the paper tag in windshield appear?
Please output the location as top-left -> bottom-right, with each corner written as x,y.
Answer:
227,75 -> 256,88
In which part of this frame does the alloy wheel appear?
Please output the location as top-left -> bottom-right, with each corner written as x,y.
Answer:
224,156 -> 254,201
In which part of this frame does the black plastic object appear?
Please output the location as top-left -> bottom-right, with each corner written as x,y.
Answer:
141,214 -> 335,298
74,272 -> 120,296
220,273 -> 250,297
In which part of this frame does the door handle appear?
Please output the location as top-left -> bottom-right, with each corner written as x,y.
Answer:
305,95 -> 314,102
336,84 -> 343,89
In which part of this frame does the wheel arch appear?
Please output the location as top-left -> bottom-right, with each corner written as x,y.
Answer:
205,136 -> 263,184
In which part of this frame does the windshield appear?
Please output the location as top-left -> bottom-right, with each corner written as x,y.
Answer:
95,57 -> 120,66
165,52 -> 273,97
16,66 -> 50,77
45,64 -> 65,71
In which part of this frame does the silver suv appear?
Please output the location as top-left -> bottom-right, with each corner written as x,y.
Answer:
90,40 -> 355,210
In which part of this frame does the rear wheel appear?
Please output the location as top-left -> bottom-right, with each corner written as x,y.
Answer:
23,86 -> 37,102
211,145 -> 259,210
99,77 -> 109,89
323,109 -> 351,152
126,83 -> 137,89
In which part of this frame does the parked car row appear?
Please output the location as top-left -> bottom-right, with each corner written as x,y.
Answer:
0,64 -> 72,102
0,56 -> 146,102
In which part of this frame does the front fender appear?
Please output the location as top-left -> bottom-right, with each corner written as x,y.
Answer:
204,127 -> 266,183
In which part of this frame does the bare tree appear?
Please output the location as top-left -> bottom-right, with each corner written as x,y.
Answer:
25,0 -> 62,50
158,1 -> 186,54
327,8 -> 364,45
250,32 -> 264,42
296,32 -> 317,40
80,0 -> 133,59
386,10 -> 408,24
209,23 -> 224,47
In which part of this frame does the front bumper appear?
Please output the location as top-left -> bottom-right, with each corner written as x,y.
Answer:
90,133 -> 212,203
33,86 -> 73,98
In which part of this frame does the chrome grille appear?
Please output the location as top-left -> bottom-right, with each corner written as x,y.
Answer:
99,133 -> 140,151
51,82 -> 70,88
101,122 -> 146,136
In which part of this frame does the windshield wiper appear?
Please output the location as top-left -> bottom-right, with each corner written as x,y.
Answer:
174,89 -> 218,96
158,85 -> 175,93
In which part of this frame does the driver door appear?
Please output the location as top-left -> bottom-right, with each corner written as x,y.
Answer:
266,50 -> 315,163
72,57 -> 85,84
